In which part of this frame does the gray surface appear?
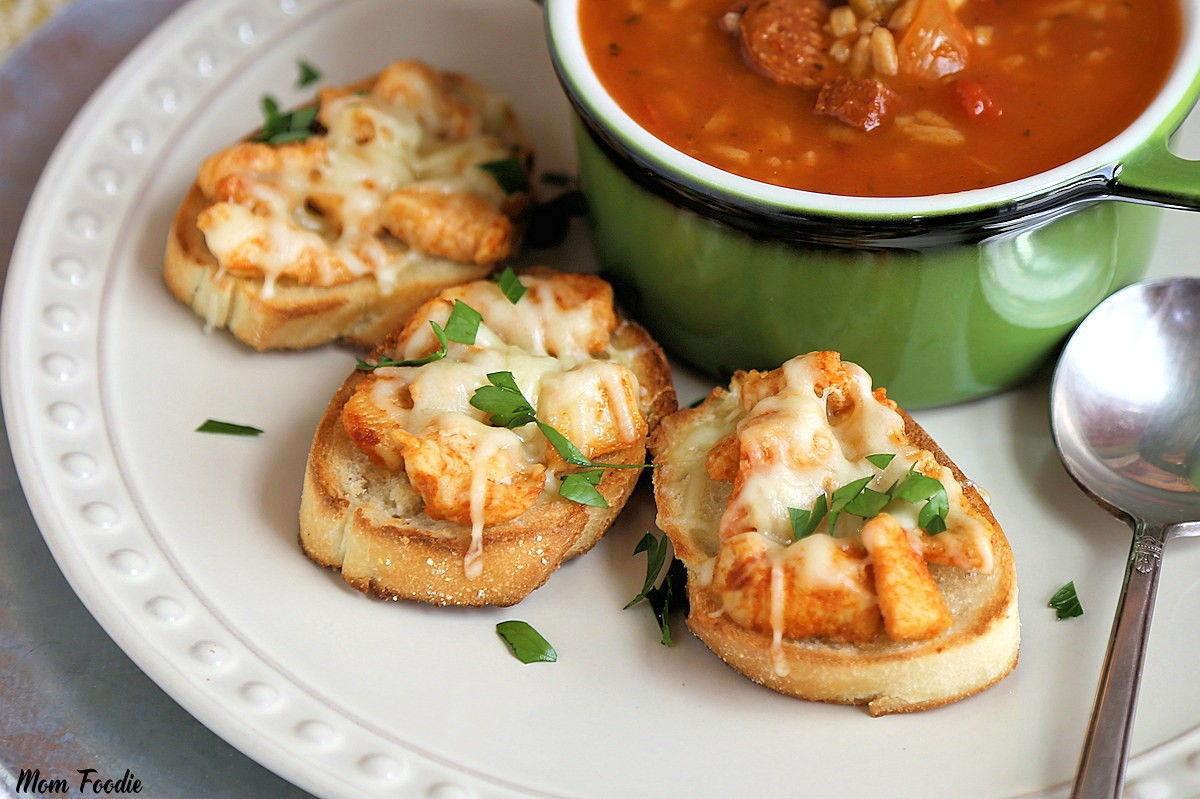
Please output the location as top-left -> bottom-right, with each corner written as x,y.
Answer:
0,3 -> 314,796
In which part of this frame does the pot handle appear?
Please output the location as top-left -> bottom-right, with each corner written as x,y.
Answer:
1111,134 -> 1200,210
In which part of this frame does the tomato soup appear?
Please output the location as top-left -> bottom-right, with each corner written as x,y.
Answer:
580,0 -> 1183,197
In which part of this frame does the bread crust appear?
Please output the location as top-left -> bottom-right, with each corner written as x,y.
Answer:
163,61 -> 531,351
300,304 -> 677,606
164,185 -> 493,350
651,369 -> 1019,716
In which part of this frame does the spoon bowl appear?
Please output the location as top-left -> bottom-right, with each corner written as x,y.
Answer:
1050,276 -> 1200,797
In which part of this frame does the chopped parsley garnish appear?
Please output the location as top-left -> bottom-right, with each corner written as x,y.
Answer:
1049,581 -> 1084,620
470,371 -> 538,428
558,470 -> 606,507
843,486 -> 892,519
866,453 -> 896,470
468,371 -> 652,507
251,95 -> 322,146
891,469 -> 951,534
356,301 -> 483,371
788,496 -> 827,540
496,620 -> 557,663
625,532 -> 671,608
789,454 -> 951,538
195,419 -> 263,436
296,59 -> 321,88
827,475 -> 874,532
536,421 -> 591,467
478,156 -> 529,195
352,285 -> 646,509
496,267 -> 527,304
918,486 -> 950,534
441,299 -> 482,345
357,322 -> 448,370
891,470 -> 945,504
625,532 -> 688,646
469,372 -> 597,464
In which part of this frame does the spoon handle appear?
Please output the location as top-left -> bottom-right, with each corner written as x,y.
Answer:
1071,521 -> 1172,799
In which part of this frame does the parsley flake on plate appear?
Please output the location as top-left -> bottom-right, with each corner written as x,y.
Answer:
1049,581 -> 1084,620
625,532 -> 688,646
195,419 -> 263,436
496,620 -> 557,663
296,59 -> 321,88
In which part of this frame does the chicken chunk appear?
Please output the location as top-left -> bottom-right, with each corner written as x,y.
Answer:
712,532 -> 882,642
340,372 -> 414,470
196,140 -> 327,200
382,186 -> 514,265
368,60 -> 487,142
538,361 -> 647,465
706,433 -> 740,482
394,414 -> 545,526
861,513 -> 953,639
192,60 -> 527,295
389,272 -> 618,362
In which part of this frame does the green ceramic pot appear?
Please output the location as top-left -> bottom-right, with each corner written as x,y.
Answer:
543,0 -> 1200,408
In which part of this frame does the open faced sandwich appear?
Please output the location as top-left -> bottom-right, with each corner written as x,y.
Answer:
300,268 -> 677,606
164,59 -> 532,350
651,351 -> 1018,715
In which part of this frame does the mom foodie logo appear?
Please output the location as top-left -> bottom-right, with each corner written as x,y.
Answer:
12,767 -> 142,795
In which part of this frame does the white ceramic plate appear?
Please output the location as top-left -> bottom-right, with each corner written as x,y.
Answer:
5,1 -> 1200,796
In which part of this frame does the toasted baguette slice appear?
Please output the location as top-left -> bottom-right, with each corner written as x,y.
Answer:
300,270 -> 677,606
164,59 -> 532,350
164,185 -> 497,349
650,352 -> 1018,715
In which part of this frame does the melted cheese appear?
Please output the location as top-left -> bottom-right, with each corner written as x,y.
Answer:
347,273 -> 647,578
197,62 -> 517,295
769,559 -> 788,677
395,276 -> 616,366
719,356 -> 906,544
538,361 -> 646,460
414,138 -> 511,203
721,355 -> 990,556
461,420 -> 529,580
402,347 -> 562,452
695,352 -> 996,651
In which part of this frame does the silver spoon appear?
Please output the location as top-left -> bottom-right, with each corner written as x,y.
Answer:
1050,276 -> 1200,798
